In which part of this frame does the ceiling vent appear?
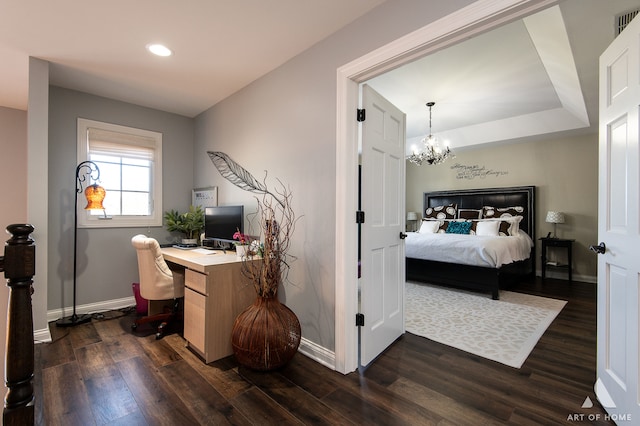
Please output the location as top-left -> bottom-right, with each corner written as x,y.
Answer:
616,9 -> 640,36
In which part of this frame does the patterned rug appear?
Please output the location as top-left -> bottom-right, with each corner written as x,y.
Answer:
405,281 -> 567,368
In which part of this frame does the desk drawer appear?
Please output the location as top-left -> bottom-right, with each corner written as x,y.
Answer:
185,269 -> 207,295
184,287 -> 206,356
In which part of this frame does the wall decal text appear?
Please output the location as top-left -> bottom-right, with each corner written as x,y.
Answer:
450,163 -> 509,180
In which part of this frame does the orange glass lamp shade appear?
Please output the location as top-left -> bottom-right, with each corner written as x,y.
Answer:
84,184 -> 106,210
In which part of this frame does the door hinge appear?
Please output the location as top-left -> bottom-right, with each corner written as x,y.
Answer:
356,313 -> 365,327
357,109 -> 366,122
356,211 -> 365,224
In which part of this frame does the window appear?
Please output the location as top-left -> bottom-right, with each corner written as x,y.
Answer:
77,118 -> 163,227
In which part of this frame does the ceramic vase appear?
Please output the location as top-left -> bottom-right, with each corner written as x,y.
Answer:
235,244 -> 247,259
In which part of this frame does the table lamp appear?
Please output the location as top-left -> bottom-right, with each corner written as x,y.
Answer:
545,211 -> 565,238
406,211 -> 418,231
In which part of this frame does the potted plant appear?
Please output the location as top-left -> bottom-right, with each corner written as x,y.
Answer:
164,205 -> 205,245
233,228 -> 251,258
208,151 -> 301,371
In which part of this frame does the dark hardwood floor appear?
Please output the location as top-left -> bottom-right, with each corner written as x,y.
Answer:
34,277 -> 614,425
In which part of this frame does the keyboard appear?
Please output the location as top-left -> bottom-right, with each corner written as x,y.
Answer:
191,248 -> 217,255
172,243 -> 198,249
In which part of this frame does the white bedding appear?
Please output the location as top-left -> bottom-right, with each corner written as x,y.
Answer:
405,230 -> 533,268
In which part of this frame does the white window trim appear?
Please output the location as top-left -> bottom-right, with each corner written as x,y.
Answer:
77,118 -> 163,228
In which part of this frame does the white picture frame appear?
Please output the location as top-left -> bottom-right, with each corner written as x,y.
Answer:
192,186 -> 218,208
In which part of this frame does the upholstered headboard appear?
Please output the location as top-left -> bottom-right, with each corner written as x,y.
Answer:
423,186 -> 536,238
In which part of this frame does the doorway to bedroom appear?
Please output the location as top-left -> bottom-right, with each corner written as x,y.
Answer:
337,0 -> 583,374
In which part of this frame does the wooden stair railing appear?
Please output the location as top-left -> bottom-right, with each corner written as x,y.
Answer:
0,224 -> 36,425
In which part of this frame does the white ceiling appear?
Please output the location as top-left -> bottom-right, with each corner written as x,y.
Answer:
1,0 -> 638,150
0,0 -> 386,116
367,0 -> 640,151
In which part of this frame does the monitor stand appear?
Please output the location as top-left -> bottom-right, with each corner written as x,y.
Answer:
202,239 -> 231,253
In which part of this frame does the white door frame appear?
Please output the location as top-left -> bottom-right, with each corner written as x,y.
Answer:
334,0 -> 558,374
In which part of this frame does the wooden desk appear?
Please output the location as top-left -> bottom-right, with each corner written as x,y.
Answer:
161,248 -> 256,363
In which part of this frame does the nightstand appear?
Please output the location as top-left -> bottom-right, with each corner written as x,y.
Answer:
540,237 -> 575,282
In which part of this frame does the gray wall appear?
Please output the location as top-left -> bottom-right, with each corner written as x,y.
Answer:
0,106 -> 28,227
193,0 -> 476,351
29,58 -> 51,335
39,0 -> 595,356
0,106 -> 27,388
406,134 -> 599,281
47,87 -> 195,311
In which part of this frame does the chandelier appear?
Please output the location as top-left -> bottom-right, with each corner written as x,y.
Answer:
407,101 -> 454,165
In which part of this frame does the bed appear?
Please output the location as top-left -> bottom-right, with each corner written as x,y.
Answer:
405,186 -> 536,299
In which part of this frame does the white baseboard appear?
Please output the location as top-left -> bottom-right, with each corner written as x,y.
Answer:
34,327 -> 52,344
535,270 -> 596,284
568,273 -> 596,284
47,296 -> 136,323
34,296 -> 137,344
298,337 -> 336,371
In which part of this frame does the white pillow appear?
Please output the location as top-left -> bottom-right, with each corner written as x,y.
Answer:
475,220 -> 500,236
474,216 -> 523,236
503,215 -> 523,235
418,220 -> 440,234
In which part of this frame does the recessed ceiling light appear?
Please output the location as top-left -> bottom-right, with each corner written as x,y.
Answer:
146,43 -> 172,57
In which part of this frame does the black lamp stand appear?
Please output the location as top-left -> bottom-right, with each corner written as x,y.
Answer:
56,161 -> 101,327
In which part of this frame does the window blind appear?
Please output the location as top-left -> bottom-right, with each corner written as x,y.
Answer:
88,127 -> 155,160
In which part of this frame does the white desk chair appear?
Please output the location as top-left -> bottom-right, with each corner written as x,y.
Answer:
131,234 -> 185,339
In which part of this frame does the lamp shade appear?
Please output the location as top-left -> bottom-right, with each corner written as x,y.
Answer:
407,212 -> 418,221
84,184 -> 106,210
545,211 -> 565,224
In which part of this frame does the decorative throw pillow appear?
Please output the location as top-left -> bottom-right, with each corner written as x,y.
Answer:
482,205 -> 524,219
473,217 -> 522,236
469,219 -> 515,236
502,215 -> 523,236
457,208 -> 482,220
498,220 -> 511,236
475,220 -> 500,236
438,219 -> 467,233
418,220 -> 440,234
445,220 -> 472,234
425,204 -> 457,219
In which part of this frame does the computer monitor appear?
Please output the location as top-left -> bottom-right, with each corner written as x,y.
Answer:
203,205 -> 244,248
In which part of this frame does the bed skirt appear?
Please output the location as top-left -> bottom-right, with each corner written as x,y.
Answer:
405,256 -> 533,300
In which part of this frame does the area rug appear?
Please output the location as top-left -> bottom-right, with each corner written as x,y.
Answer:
405,281 -> 567,368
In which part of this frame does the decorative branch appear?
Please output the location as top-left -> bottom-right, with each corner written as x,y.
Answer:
242,179 -> 297,297
207,151 -> 284,208
208,151 -> 298,297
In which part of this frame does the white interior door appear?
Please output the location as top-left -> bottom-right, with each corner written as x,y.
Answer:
359,84 -> 406,367
596,15 -> 640,420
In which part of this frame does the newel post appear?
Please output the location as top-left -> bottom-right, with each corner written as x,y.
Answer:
0,224 -> 36,425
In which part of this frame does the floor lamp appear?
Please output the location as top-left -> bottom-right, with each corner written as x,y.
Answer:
56,161 -> 106,327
